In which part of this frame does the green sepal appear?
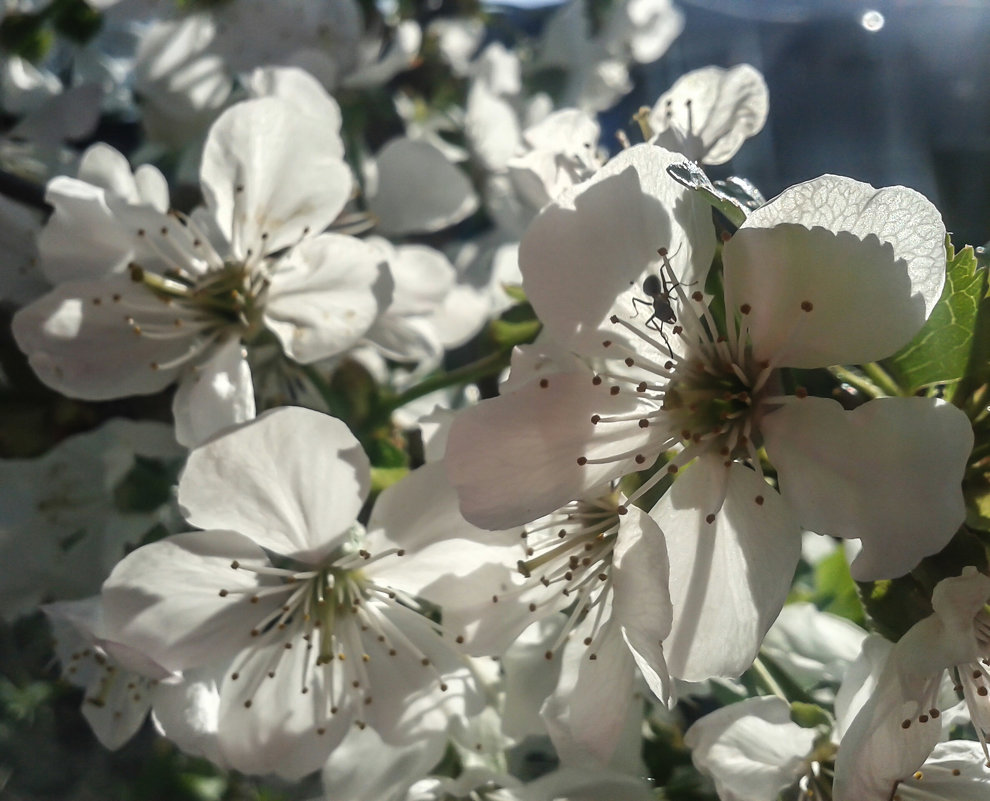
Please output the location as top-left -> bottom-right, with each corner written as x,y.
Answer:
884,239 -> 984,398
501,283 -> 527,304
370,466 -> 409,493
666,161 -> 748,228
790,701 -> 831,729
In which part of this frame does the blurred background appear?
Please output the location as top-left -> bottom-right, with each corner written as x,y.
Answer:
495,0 -> 990,248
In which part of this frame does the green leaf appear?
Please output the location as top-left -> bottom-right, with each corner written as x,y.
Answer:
885,240 -> 984,396
811,547 -> 864,624
666,161 -> 747,227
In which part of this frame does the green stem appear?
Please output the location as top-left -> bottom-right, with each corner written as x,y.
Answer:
380,348 -> 513,417
751,656 -> 788,702
862,362 -> 903,396
828,365 -> 887,398
301,364 -> 345,419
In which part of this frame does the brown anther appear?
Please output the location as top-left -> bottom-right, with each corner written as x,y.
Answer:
635,454 -> 646,464
610,386 -> 620,396
219,589 -> 228,597
545,651 -> 554,660
609,315 -> 619,324
591,414 -> 601,424
592,375 -> 603,386
456,635 -> 465,644
705,513 -> 716,524
740,303 -> 752,314
667,464 -> 679,474
639,418 -> 649,428
617,505 -> 628,515
577,456 -> 588,466
637,382 -> 648,392
658,247 -> 668,256
755,496 -> 764,505
602,339 -> 612,348
801,300 -> 813,312
692,291 -> 704,302
539,378 -> 549,388
901,719 -> 911,729
244,700 -> 253,709
589,653 -> 597,661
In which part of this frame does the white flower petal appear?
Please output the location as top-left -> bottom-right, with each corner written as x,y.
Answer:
178,407 -> 370,562
685,696 -> 817,801
761,396 -> 971,580
200,97 -> 353,259
101,530 -> 275,673
38,176 -> 144,282
445,371 -> 653,529
367,137 -> 479,235
12,275 -> 199,399
217,637 -> 352,779
612,506 -> 674,706
520,143 -> 715,355
244,66 -> 344,158
740,175 -> 946,318
173,338 -> 256,448
542,610 -> 635,765
724,224 -> 933,368
264,233 -> 391,364
650,64 -> 769,165
655,459 -> 801,681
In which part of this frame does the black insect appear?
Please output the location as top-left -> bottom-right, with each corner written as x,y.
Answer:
632,248 -> 683,353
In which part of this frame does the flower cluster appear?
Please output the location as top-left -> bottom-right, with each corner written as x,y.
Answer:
0,1 -> 989,800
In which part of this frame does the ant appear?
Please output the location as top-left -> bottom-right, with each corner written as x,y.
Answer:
631,247 -> 686,353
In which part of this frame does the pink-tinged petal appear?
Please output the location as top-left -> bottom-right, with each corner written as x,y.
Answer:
685,696 -> 817,801
216,637 -> 352,779
742,175 -> 946,318
655,458 -> 801,681
367,137 -> 479,235
761,396 -> 971,580
101,530 -> 275,673
521,143 -> 715,355
178,407 -> 369,562
173,338 -> 256,448
265,234 -> 392,364
724,225 -> 928,368
612,506 -> 674,706
200,97 -> 353,260
542,610 -> 635,765
11,274 -> 201,399
445,371 -> 655,529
